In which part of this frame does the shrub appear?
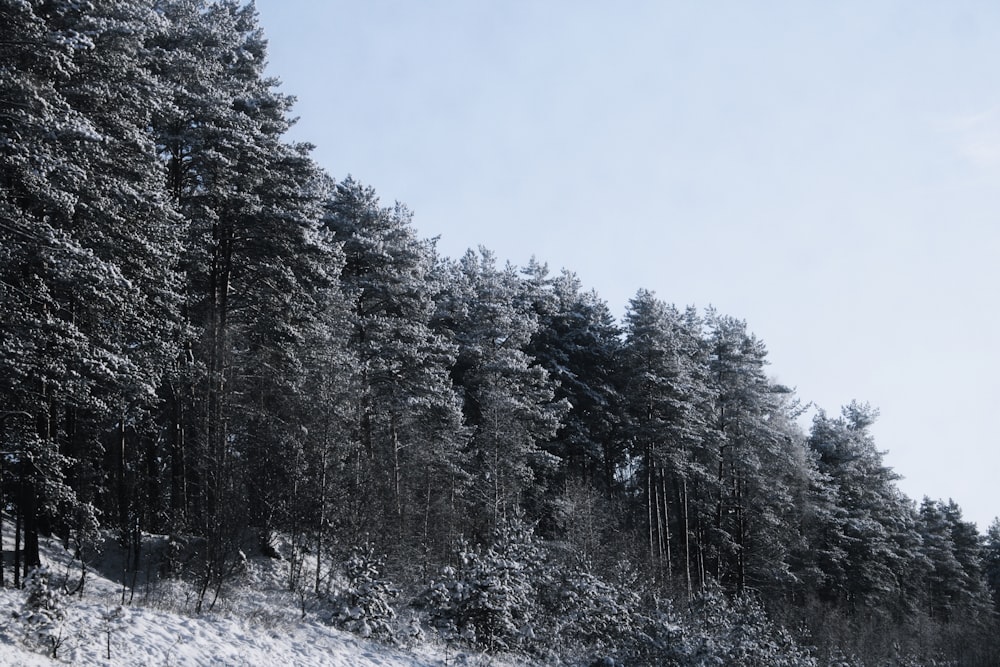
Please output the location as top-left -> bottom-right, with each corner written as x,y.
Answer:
17,566 -> 69,659
332,544 -> 399,642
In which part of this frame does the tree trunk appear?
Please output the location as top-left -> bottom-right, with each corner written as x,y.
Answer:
660,472 -> 672,581
391,412 -> 403,537
646,446 -> 656,573
315,443 -> 328,595
14,500 -> 22,589
168,383 -> 188,528
22,388 -> 50,577
734,471 -> 746,593
22,490 -> 40,577
423,466 -> 432,547
682,475 -> 692,596
117,410 -> 129,544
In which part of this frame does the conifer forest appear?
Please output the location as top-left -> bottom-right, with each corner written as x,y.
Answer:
2,1 -> 1000,665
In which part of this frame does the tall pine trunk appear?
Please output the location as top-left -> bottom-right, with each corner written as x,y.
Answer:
682,475 -> 692,595
660,472 -> 672,581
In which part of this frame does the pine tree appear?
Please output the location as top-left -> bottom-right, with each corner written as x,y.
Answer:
149,0 -> 346,604
18,566 -> 68,659
435,249 -> 567,536
704,311 -> 806,594
1,0 -> 183,577
333,544 -> 399,642
541,558 -> 642,655
521,263 -> 624,497
1,0 -> 94,579
418,517 -> 546,652
323,177 -> 466,553
919,498 -> 969,620
53,0 -> 185,570
227,155 -> 353,559
804,403 -> 925,617
917,498 -> 994,622
787,442 -> 850,603
985,519 -> 1000,615
271,185 -> 358,590
620,291 -> 714,589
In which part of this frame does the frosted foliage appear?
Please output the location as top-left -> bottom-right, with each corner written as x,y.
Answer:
418,524 -> 543,652
17,567 -> 67,659
333,547 -> 399,642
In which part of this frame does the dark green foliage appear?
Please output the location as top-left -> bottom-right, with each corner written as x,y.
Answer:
0,0 -> 180,577
521,263 -> 624,496
621,291 -> 716,590
670,589 -> 817,667
801,404 -> 921,614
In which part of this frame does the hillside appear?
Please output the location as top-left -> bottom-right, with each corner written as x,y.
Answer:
0,530 -> 490,667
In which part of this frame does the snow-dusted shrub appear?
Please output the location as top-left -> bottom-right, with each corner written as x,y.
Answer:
543,563 -> 642,654
626,586 -> 817,667
332,545 -> 399,642
415,560 -> 467,643
100,598 -> 129,661
416,519 -> 545,653
17,566 -> 69,659
683,588 -> 816,666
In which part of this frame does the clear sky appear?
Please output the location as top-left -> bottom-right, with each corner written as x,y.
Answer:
253,0 -> 1000,531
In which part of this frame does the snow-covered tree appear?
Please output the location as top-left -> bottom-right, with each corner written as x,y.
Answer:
986,518 -> 1000,615
0,0 -> 183,576
804,404 -> 924,615
621,291 -> 715,589
18,566 -> 68,659
434,249 -> 567,536
332,545 -> 399,642
418,518 -> 546,652
323,177 -> 467,552
541,560 -> 642,656
521,263 -> 624,498
917,498 -> 993,622
703,311 -> 807,594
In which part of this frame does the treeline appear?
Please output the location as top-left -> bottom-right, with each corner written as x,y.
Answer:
2,1 -> 999,664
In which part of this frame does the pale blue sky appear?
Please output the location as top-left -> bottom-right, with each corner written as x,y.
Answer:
254,0 -> 1000,530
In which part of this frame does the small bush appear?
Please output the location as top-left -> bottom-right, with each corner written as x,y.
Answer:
17,566 -> 69,659
332,544 -> 399,642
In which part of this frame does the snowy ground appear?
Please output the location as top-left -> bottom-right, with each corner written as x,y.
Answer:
0,590 -> 442,666
0,530 -> 517,667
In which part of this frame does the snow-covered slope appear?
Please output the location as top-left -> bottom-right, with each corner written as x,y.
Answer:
0,530 -> 509,667
0,589 -> 440,666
